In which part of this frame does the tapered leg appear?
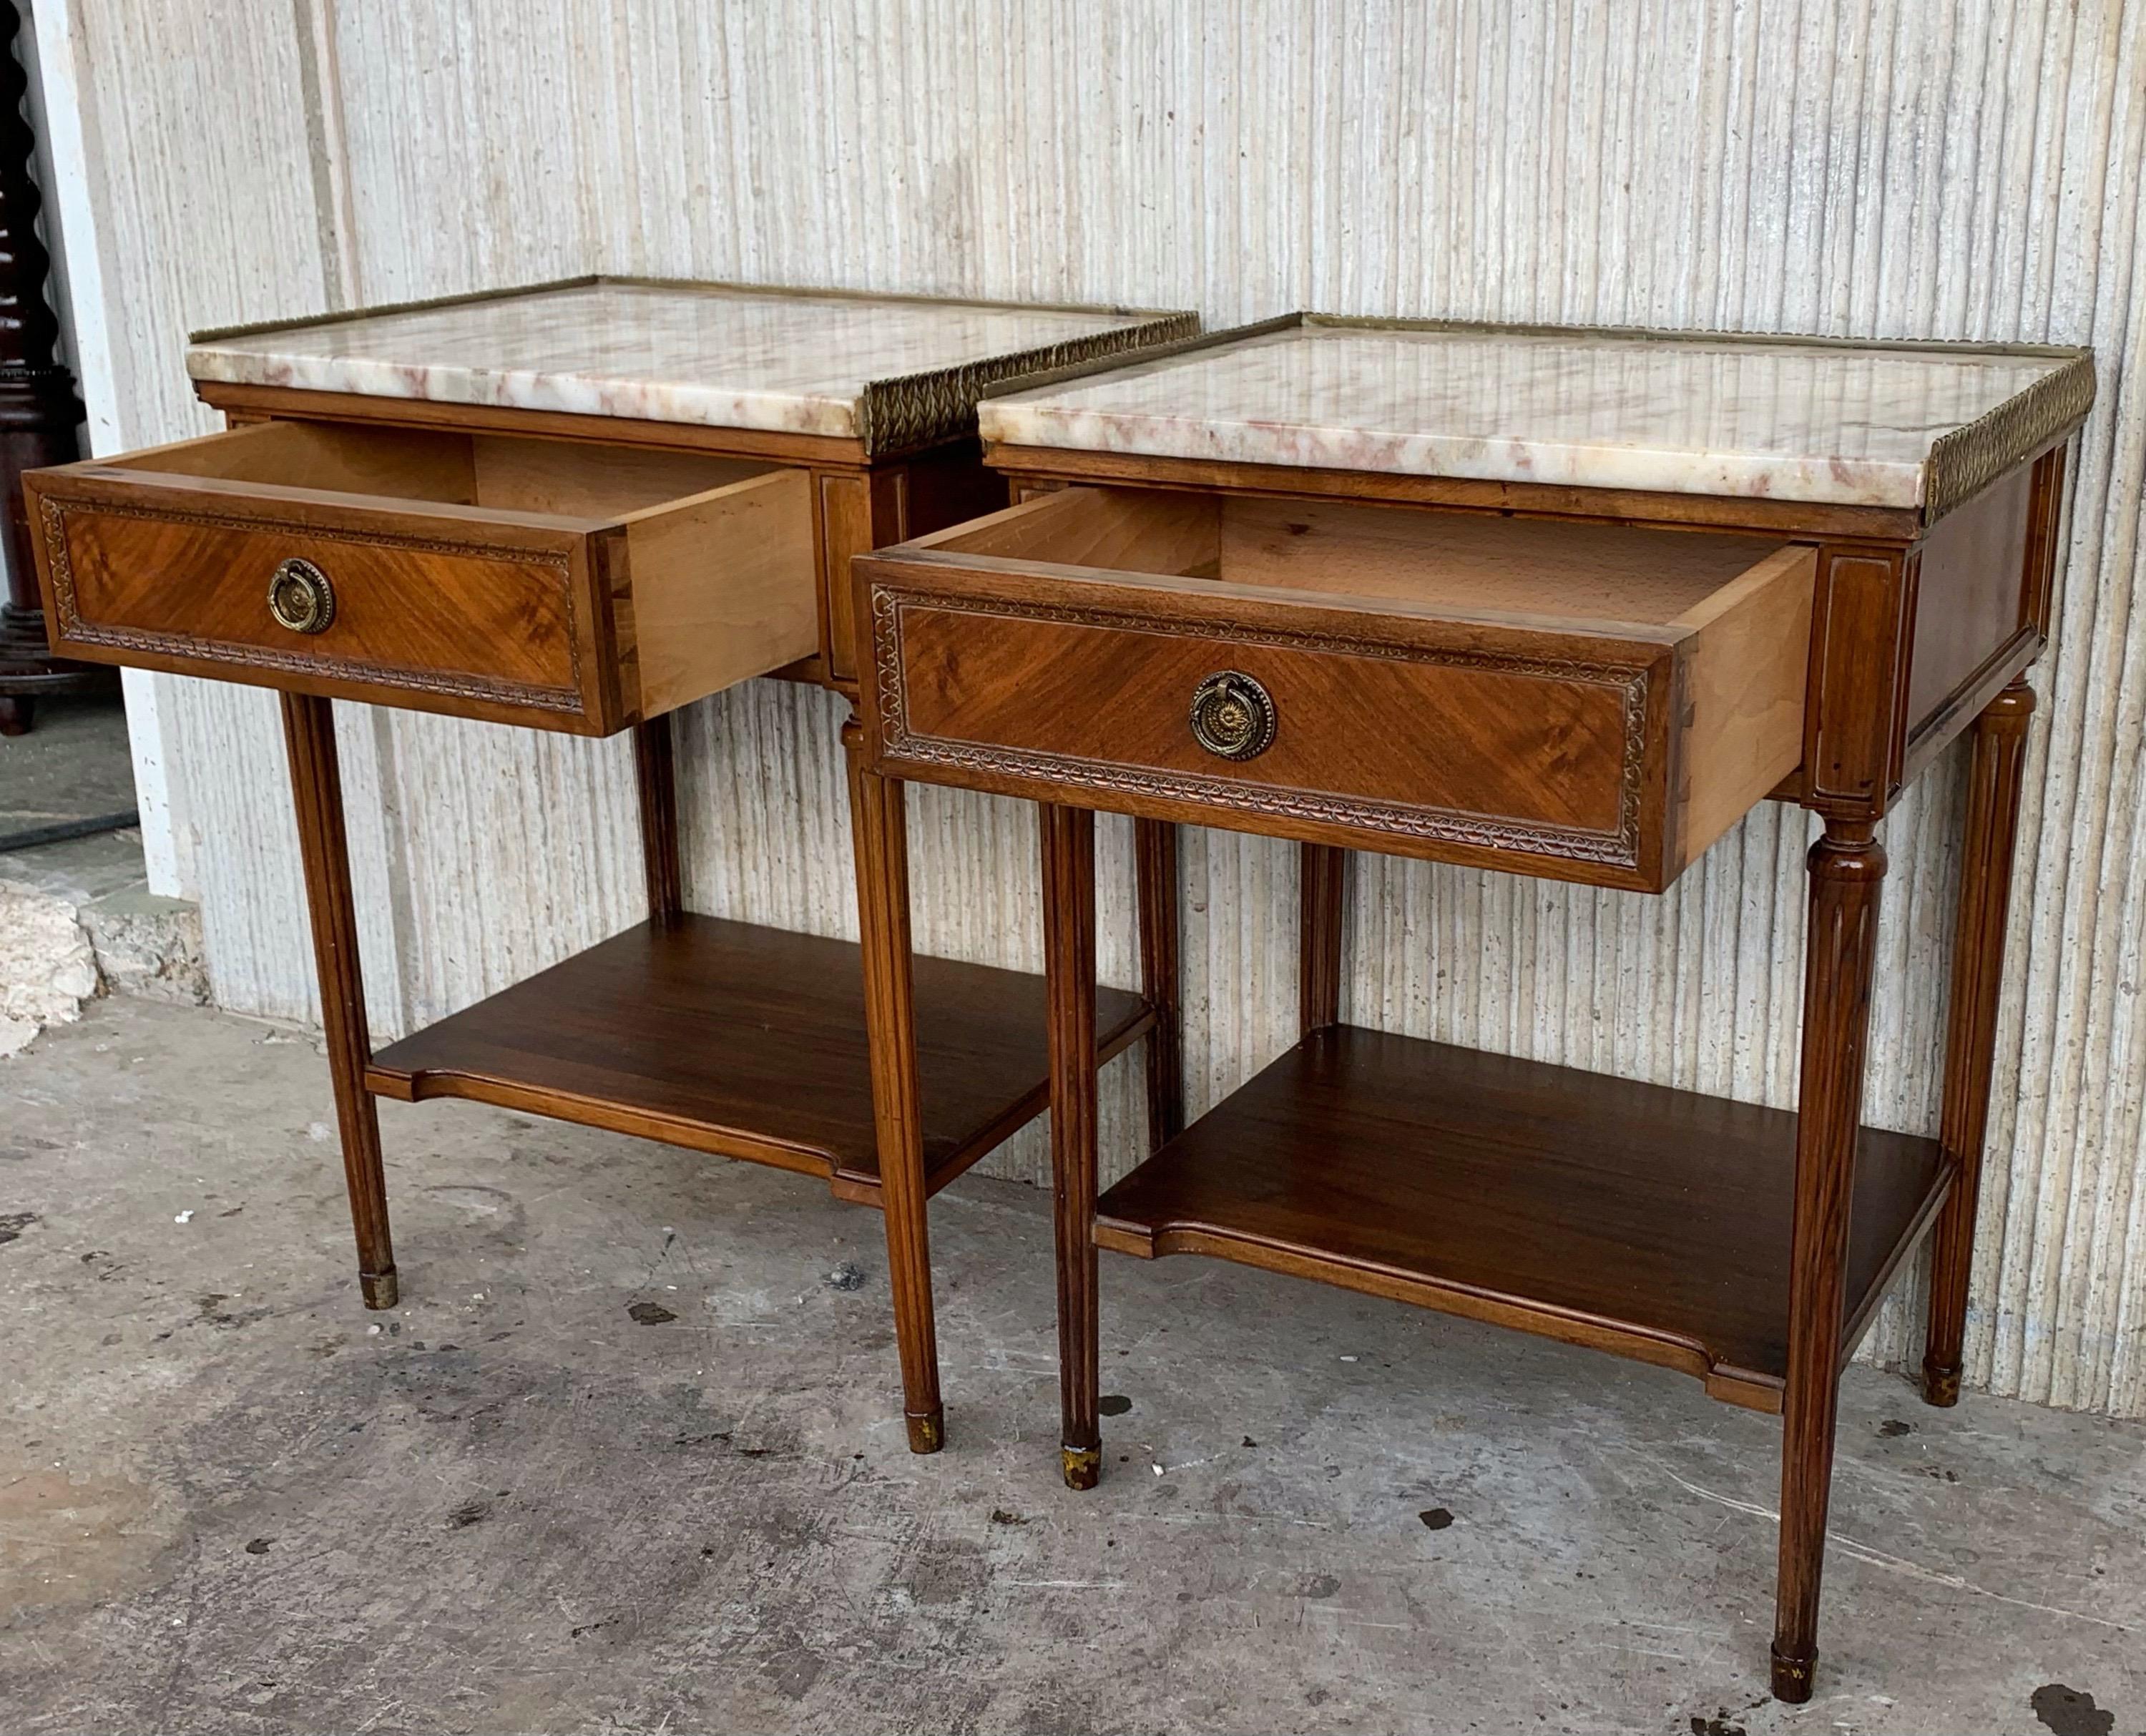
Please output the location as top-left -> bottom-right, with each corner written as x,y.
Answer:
1922,678 -> 2037,1406
279,692 -> 397,1310
844,732 -> 943,1453
1772,817 -> 1886,1702
0,693 -> 29,735
632,714 -> 684,926
1300,843 -> 1348,1036
1134,817 -> 1183,1149
1042,803 -> 1101,1490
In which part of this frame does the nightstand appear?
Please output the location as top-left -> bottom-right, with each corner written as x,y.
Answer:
28,275 -> 1197,1452
853,314 -> 2094,1690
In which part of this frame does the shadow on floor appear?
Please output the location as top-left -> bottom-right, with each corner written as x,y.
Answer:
1,994 -> 2141,1735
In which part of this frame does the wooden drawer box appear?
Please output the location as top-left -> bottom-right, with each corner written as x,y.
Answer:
859,488 -> 1816,891
28,419 -> 818,735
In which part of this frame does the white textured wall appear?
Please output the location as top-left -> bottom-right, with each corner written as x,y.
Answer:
35,0 -> 2146,1417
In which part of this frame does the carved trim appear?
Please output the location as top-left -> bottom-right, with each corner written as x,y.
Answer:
1923,350 -> 2096,524
39,495 -> 589,715
870,585 -> 1654,868
854,312 -> 1200,458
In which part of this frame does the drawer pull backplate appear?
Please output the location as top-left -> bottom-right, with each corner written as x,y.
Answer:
1188,670 -> 1277,761
267,557 -> 335,635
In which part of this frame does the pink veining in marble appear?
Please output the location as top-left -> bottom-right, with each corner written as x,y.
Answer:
979,323 -> 2074,508
187,282 -> 1169,438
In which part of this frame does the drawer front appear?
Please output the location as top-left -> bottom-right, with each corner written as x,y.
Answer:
868,574 -> 1680,883
26,421 -> 824,735
41,494 -> 606,722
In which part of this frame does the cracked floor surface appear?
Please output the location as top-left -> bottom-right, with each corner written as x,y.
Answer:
3,996 -> 2142,1735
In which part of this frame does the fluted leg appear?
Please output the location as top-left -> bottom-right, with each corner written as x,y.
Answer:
846,730 -> 943,1453
280,693 -> 396,1310
1300,843 -> 1348,1036
1772,818 -> 1886,1702
632,714 -> 684,926
1135,818 -> 1183,1149
1922,678 -> 2036,1406
1042,803 -> 1101,1489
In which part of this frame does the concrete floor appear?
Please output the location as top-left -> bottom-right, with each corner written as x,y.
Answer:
0,690 -> 142,898
4,996 -> 2142,1735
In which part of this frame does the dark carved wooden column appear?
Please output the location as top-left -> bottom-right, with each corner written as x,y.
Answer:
1300,843 -> 1348,1035
1921,677 -> 2038,1404
1772,817 -> 1886,1702
1043,802 -> 1102,1491
0,6 -> 101,735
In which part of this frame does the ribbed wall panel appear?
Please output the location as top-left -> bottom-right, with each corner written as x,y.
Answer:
52,0 -> 2146,1416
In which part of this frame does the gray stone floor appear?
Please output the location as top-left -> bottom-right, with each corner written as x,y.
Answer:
0,690 -> 142,897
3,996 -> 2142,1735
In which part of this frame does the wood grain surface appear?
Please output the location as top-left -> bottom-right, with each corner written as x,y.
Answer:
366,911 -> 1152,1202
865,486 -> 1816,889
1093,1023 -> 1948,1410
27,418 -> 820,731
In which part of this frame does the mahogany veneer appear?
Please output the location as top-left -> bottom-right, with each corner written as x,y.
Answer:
858,315 -> 2097,1703
29,421 -> 816,732
1094,1025 -> 1950,1410
864,486 -> 1816,891
367,913 -> 1152,1206
21,278 -> 1200,1457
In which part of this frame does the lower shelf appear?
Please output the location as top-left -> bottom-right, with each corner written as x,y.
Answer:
367,913 -> 1152,1205
1094,1024 -> 1951,1411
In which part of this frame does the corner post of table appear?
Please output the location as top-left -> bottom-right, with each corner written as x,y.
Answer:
278,691 -> 398,1310
1042,802 -> 1102,1490
1921,676 -> 2037,1405
1772,814 -> 1887,1702
842,720 -> 943,1453
1300,843 -> 1348,1036
1133,818 -> 1183,1148
632,713 -> 684,926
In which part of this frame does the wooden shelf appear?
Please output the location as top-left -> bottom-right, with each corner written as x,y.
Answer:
1094,1024 -> 1951,1411
368,913 -> 1152,1205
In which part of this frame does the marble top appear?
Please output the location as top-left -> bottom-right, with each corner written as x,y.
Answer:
979,321 -> 2089,510
187,281 -> 1190,455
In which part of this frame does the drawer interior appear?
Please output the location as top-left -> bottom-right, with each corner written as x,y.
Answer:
121,419 -> 778,519
934,486 -> 1796,629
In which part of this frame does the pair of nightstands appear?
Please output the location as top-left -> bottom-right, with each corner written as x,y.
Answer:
34,285 -> 2093,1702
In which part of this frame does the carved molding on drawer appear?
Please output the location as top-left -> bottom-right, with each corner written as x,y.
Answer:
870,586 -> 1654,870
39,495 -> 588,715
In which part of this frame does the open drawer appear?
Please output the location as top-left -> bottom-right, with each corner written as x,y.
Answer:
857,487 -> 1816,891
27,420 -> 818,735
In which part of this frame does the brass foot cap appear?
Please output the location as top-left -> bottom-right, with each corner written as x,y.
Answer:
905,1408 -> 944,1455
360,1269 -> 399,1310
1921,1363 -> 1962,1408
1061,1444 -> 1101,1491
1769,1647 -> 1815,1704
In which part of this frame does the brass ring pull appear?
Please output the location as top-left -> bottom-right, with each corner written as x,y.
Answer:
267,557 -> 335,634
1188,670 -> 1276,761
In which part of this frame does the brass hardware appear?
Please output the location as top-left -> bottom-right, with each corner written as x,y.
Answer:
267,557 -> 335,634
1060,1443 -> 1101,1490
1188,670 -> 1276,761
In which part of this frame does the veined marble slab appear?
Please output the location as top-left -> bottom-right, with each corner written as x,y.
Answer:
979,321 -> 2084,509
187,280 -> 1190,453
